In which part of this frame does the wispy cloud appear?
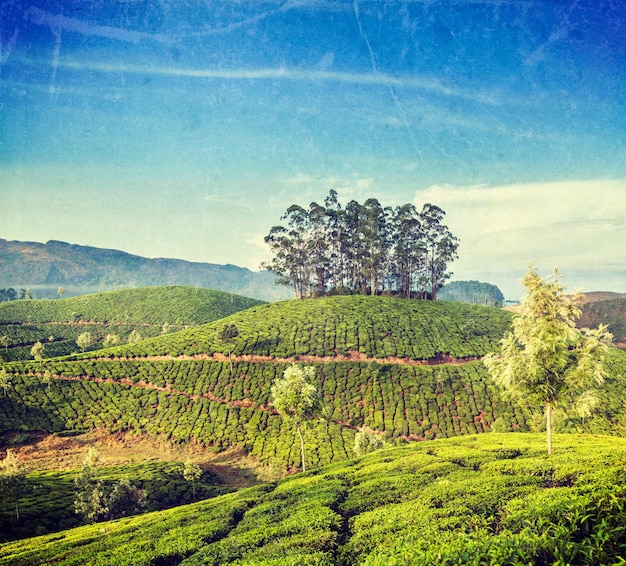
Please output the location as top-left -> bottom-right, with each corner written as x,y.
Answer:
416,180 -> 626,295
26,7 -> 151,43
21,58 -> 497,104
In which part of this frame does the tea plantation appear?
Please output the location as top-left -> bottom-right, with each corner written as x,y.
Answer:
3,296 -> 626,470
0,287 -> 264,361
85,295 -> 513,360
0,460 -> 231,542
2,433 -> 626,565
2,294 -> 626,560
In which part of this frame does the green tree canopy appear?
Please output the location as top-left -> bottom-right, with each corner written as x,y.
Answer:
182,459 -> 203,500
484,267 -> 612,455
30,341 -> 44,362
271,364 -> 321,472
0,367 -> 12,396
76,332 -> 93,353
262,190 -> 458,299
217,323 -> 239,373
74,447 -> 107,523
0,450 -> 29,521
103,333 -> 120,348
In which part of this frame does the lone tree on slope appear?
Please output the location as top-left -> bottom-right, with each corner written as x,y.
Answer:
30,341 -> 44,362
271,364 -> 321,472
484,266 -> 612,455
74,447 -> 107,523
183,459 -> 203,500
217,323 -> 239,374
0,450 -> 29,521
76,331 -> 93,353
0,367 -> 12,396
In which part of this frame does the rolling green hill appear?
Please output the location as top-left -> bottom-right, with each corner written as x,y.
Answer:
3,296 -> 625,476
0,239 -> 291,301
82,295 -> 514,360
2,294 -> 626,551
2,433 -> 626,565
0,287 -> 264,361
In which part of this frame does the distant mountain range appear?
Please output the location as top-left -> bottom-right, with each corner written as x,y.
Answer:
0,239 -> 292,302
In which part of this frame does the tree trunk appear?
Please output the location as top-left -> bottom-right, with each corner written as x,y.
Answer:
297,423 -> 306,472
546,402 -> 553,456
15,500 -> 20,522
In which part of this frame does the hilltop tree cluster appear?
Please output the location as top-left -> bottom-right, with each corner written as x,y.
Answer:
262,190 -> 459,300
0,289 -> 33,303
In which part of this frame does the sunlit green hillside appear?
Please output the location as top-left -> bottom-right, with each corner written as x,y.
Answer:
84,295 -> 514,360
2,433 -> 626,565
0,286 -> 264,361
3,296 -> 625,473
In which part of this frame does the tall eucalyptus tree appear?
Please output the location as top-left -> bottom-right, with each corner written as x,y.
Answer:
420,204 -> 459,300
262,192 -> 459,299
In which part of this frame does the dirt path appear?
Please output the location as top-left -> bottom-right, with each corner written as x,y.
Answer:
94,351 -> 481,367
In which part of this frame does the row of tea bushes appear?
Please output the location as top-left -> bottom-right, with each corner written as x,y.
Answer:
8,356 -> 532,444
88,296 -> 513,361
0,374 -> 354,471
3,434 -> 626,565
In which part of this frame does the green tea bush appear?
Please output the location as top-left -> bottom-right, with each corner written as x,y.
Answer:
3,435 -> 626,565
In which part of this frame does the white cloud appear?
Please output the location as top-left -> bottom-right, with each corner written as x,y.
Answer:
36,58 -> 497,104
415,180 -> 626,297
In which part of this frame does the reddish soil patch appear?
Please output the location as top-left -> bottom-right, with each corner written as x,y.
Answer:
101,351 -> 479,367
0,429 -> 260,487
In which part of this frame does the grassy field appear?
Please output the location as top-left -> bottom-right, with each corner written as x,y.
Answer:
1,433 -> 626,565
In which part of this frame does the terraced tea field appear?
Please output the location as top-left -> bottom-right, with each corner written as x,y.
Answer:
2,433 -> 626,565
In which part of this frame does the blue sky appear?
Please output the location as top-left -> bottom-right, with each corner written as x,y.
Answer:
1,0 -> 624,298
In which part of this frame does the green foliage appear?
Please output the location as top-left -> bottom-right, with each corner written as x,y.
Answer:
29,342 -> 44,362
104,477 -> 145,520
3,435 -> 626,565
263,192 -> 458,299
271,365 -> 321,472
0,459 -> 228,542
353,427 -> 385,457
76,331 -> 93,353
0,450 -> 28,521
217,323 -> 240,373
127,329 -> 143,344
74,447 -> 107,523
183,459 -> 203,500
485,267 -> 613,454
0,368 -> 11,396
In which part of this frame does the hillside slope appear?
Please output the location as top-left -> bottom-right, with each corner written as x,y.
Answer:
0,286 -> 264,361
2,433 -> 626,565
0,239 -> 291,301
3,296 -> 625,475
579,295 -> 626,347
89,295 -> 514,360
